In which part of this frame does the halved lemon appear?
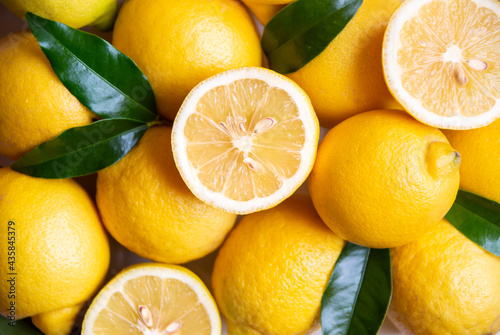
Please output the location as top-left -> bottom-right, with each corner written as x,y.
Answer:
171,67 -> 319,214
383,0 -> 500,129
82,263 -> 221,335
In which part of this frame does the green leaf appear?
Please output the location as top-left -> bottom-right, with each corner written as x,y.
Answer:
11,119 -> 148,179
262,0 -> 363,74
445,190 -> 500,257
26,12 -> 157,122
321,243 -> 392,335
0,316 -> 44,335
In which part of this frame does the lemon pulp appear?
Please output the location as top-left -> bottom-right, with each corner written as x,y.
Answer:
92,276 -> 210,334
185,79 -> 306,202
172,67 -> 318,214
384,0 -> 500,129
399,0 -> 500,116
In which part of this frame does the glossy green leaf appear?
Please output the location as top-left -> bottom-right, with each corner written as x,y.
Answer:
445,190 -> 500,256
0,316 -> 44,335
262,0 -> 363,74
321,243 -> 392,335
11,119 -> 148,179
26,12 -> 157,122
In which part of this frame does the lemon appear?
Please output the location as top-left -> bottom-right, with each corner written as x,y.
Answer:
112,0 -> 262,121
97,126 -> 237,264
0,167 -> 110,335
309,110 -> 460,248
286,0 -> 401,128
442,118 -> 500,203
389,219 -> 500,335
383,0 -> 500,129
82,263 -> 221,335
0,0 -> 116,29
32,304 -> 84,335
171,67 -> 319,214
212,194 -> 345,335
0,31 -> 95,160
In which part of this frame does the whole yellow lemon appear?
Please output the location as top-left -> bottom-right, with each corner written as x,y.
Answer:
112,0 -> 262,121
0,32 -> 95,160
442,118 -> 500,203
309,110 -> 460,248
287,0 -> 401,128
212,194 -> 345,335
0,0 -> 116,29
96,126 -> 237,264
389,219 -> 500,335
0,167 -> 110,335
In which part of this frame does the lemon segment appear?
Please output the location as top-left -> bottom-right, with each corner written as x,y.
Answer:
172,67 -> 319,214
82,264 -> 221,335
383,0 -> 500,129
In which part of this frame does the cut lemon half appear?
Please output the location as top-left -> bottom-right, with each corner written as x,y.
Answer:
171,67 -> 319,214
82,263 -> 221,335
383,0 -> 500,129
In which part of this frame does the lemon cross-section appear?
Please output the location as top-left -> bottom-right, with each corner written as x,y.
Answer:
185,80 -> 305,200
82,263 -> 221,335
172,67 -> 319,214
383,0 -> 500,129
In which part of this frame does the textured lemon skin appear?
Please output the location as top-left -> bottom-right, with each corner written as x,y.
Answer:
0,0 -> 116,29
97,126 -> 237,264
442,118 -> 500,203
112,0 -> 262,121
0,167 -> 110,321
0,32 -> 94,160
212,195 -> 345,335
389,219 -> 500,335
32,304 -> 84,335
309,110 -> 460,248
287,0 -> 401,128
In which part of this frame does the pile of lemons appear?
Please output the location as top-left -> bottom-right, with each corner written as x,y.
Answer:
0,0 -> 499,334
